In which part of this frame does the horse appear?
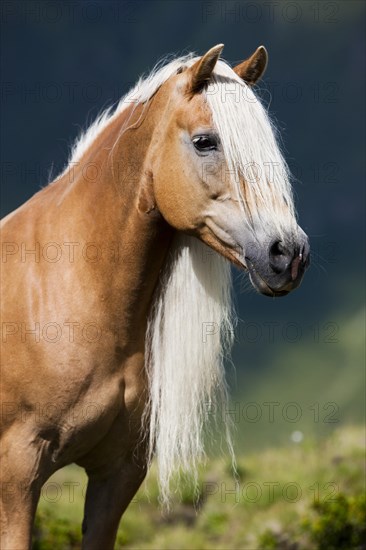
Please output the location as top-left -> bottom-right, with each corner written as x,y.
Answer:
0,44 -> 310,549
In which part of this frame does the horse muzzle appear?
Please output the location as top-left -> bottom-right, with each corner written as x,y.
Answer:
245,232 -> 310,297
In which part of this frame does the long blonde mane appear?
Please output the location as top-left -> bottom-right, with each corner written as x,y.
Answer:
66,53 -> 296,505
144,234 -> 235,505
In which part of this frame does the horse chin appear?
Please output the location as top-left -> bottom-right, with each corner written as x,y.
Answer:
246,261 -> 290,298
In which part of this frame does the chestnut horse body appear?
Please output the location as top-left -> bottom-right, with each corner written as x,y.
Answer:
0,45 -> 309,548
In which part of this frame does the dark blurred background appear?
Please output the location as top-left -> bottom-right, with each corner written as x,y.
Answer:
1,0 -> 365,450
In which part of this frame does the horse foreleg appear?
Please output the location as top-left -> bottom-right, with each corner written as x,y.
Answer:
0,430 -> 49,549
1,483 -> 39,550
81,458 -> 147,550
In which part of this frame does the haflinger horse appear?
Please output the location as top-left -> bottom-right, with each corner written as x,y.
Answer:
0,44 -> 309,548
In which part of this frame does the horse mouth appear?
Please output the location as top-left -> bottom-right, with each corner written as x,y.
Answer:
246,260 -> 290,298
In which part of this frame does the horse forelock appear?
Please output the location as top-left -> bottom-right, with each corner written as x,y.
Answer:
204,61 -> 297,237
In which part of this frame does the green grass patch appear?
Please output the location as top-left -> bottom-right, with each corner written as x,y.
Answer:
33,424 -> 365,549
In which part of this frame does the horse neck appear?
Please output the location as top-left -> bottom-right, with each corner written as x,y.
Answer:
55,100 -> 174,331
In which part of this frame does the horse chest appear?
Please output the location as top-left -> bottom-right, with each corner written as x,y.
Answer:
38,372 -> 132,467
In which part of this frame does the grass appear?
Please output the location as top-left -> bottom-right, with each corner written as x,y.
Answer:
33,424 -> 366,549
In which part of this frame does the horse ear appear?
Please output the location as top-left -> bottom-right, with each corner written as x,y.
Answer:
233,46 -> 268,86
188,44 -> 224,95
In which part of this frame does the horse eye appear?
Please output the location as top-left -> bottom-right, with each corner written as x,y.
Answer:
192,135 -> 218,153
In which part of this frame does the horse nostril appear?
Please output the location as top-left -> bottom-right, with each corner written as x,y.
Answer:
270,240 -> 286,257
269,240 -> 292,274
